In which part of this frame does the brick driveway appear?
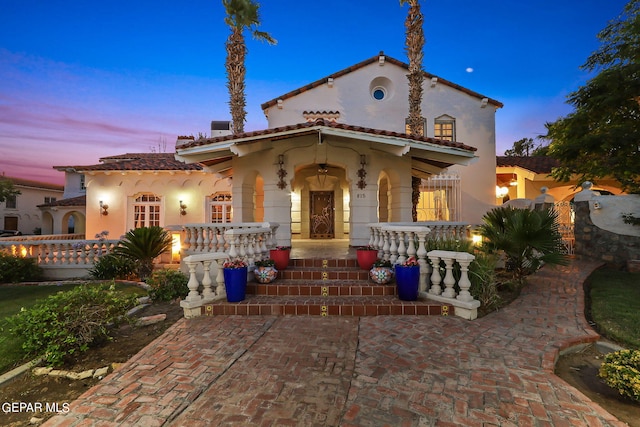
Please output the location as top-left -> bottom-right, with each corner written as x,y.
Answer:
44,259 -> 626,426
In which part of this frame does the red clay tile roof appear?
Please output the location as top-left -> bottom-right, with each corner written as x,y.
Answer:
54,153 -> 203,172
0,176 -> 63,191
261,52 -> 503,110
178,118 -> 477,152
38,195 -> 86,208
496,156 -> 559,174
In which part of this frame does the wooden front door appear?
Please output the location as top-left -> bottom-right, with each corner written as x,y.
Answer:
310,191 -> 334,239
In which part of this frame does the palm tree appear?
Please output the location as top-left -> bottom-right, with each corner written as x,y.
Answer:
223,0 -> 276,134
113,226 -> 173,281
400,0 -> 425,137
479,207 -> 569,284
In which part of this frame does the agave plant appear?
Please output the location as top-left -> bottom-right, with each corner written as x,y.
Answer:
113,226 -> 172,281
479,206 -> 568,283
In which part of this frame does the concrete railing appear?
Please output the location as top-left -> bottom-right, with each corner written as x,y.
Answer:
0,233 -> 85,242
0,239 -> 118,280
367,222 -> 480,320
182,222 -> 279,254
180,252 -> 230,318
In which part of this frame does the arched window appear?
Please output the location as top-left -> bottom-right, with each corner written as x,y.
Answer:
133,193 -> 161,228
209,193 -> 232,223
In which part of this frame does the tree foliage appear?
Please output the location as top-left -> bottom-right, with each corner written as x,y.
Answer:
544,0 -> 640,193
0,179 -> 21,203
223,0 -> 275,135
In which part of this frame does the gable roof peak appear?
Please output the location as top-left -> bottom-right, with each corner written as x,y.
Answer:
261,52 -> 503,110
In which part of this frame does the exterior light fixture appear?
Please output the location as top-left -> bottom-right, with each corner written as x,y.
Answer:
99,200 -> 109,216
277,154 -> 287,190
180,200 -> 187,216
357,154 -> 367,189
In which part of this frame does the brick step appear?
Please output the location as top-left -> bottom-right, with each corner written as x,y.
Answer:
275,269 -> 370,281
246,281 -> 397,296
288,258 -> 359,269
202,295 -> 454,317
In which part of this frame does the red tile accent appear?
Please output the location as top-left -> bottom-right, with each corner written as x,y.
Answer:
310,287 -> 321,296
284,305 -> 296,315
365,305 -> 377,316
430,306 -> 441,316
236,305 -> 248,315
403,305 -> 416,315
328,305 -> 340,315
361,287 -> 372,296
341,306 -> 353,316
378,305 -> 390,315
309,305 -> 321,316
248,305 -> 260,315
390,305 -> 403,315
416,305 -> 429,315
296,305 -> 309,315
353,306 -> 365,316
299,287 -> 310,296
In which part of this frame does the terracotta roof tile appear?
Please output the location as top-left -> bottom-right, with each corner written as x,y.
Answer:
54,153 -> 203,172
179,118 -> 477,152
0,176 -> 63,191
38,195 -> 86,208
496,156 -> 559,174
261,52 -> 503,110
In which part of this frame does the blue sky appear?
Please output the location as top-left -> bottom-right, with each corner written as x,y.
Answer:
0,0 -> 629,184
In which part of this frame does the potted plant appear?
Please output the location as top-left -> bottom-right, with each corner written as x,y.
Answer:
369,259 -> 393,284
254,258 -> 278,284
394,256 -> 420,301
269,246 -> 291,270
356,245 -> 378,270
222,258 -> 248,302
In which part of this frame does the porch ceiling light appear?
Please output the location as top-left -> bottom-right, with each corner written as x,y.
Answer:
317,163 -> 328,186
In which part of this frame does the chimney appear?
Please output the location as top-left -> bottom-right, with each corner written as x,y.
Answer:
211,121 -> 233,137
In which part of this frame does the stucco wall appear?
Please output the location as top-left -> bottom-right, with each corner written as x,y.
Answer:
85,171 -> 230,239
1,185 -> 63,235
264,59 -> 499,224
574,195 -> 640,269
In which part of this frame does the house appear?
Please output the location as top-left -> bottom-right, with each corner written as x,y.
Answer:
39,52 -> 502,248
176,52 -> 503,246
496,156 -> 624,203
48,153 -> 224,241
0,176 -> 63,235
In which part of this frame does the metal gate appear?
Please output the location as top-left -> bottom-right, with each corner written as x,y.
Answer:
554,201 -> 575,255
310,191 -> 334,238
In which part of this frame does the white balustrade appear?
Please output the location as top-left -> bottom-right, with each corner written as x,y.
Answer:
180,252 -> 230,318
425,250 -> 480,320
182,222 -> 279,254
0,239 -> 117,266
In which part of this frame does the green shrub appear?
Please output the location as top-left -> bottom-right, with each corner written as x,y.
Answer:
599,349 -> 640,402
469,252 -> 502,311
113,226 -> 172,280
8,284 -> 138,366
146,269 -> 189,301
0,253 -> 42,283
479,206 -> 568,284
89,253 -> 136,280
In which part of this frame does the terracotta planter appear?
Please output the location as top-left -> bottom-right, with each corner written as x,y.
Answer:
254,266 -> 278,283
223,267 -> 248,302
270,249 -> 290,270
369,266 -> 393,284
356,249 -> 378,270
394,265 -> 420,301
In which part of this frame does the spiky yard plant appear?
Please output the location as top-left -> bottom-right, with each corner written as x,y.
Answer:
479,206 -> 569,284
113,226 -> 172,281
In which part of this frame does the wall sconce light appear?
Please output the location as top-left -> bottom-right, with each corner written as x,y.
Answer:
277,154 -> 288,190
179,200 -> 187,216
99,200 -> 109,216
357,154 -> 367,189
509,174 -> 518,186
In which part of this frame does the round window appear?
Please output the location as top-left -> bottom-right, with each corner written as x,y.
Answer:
372,87 -> 386,100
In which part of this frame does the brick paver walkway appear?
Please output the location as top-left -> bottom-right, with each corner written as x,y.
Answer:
44,259 -> 626,426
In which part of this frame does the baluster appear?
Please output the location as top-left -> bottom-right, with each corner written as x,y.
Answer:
382,230 -> 390,262
215,259 -> 226,298
456,253 -> 476,302
188,226 -> 197,252
46,243 -> 55,265
416,230 -> 429,293
183,257 -> 203,303
201,260 -> 215,301
203,227 -> 211,252
396,231 -> 407,264
246,234 -> 256,266
442,257 -> 457,298
428,253 -> 442,295
388,231 -> 398,264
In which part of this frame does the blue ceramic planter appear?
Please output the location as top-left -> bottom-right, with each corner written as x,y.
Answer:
394,265 -> 420,301
223,267 -> 248,302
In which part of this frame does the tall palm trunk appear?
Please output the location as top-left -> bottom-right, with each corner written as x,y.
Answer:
404,0 -> 425,137
226,27 -> 247,134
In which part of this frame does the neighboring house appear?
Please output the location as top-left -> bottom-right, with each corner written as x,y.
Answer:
496,156 -> 624,203
0,176 -> 63,235
176,52 -> 503,245
50,153 -> 229,239
38,168 -> 87,235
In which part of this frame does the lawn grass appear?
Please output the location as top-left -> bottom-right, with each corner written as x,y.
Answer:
588,268 -> 640,350
0,282 -> 147,374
